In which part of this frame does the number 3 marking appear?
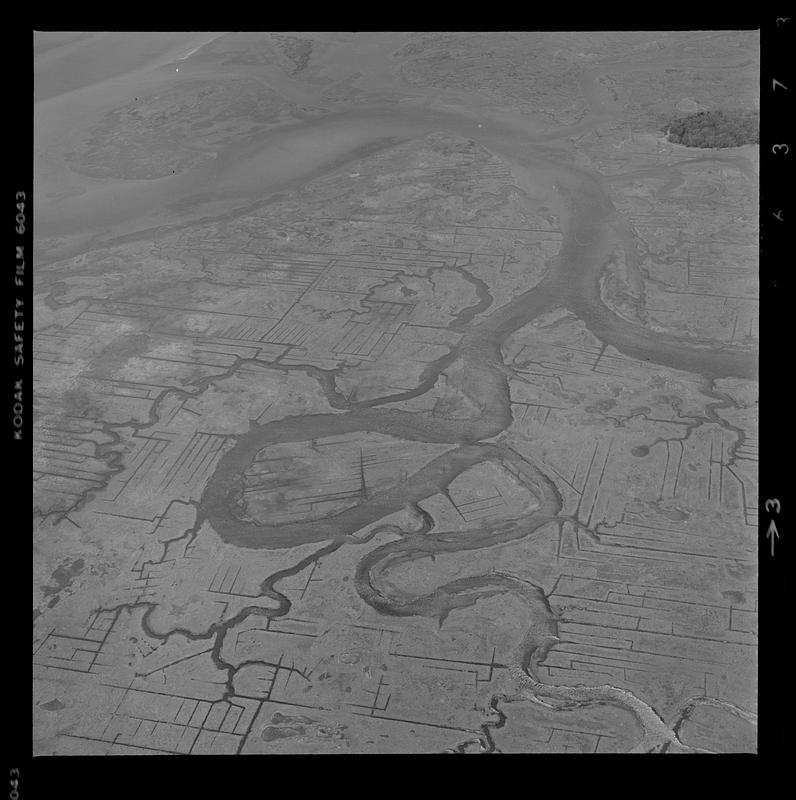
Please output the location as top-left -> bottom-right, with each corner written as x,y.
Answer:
765,498 -> 781,513
773,144 -> 790,155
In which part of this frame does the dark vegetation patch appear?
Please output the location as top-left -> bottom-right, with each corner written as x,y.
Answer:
665,109 -> 759,149
41,558 -> 85,597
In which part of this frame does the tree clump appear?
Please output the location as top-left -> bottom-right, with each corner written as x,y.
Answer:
665,109 -> 759,149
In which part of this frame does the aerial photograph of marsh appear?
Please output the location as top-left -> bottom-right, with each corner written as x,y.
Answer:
33,30 -> 758,754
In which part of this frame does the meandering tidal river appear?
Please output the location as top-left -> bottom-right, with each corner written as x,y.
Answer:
38,46 -> 757,749
194,104 -> 755,554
